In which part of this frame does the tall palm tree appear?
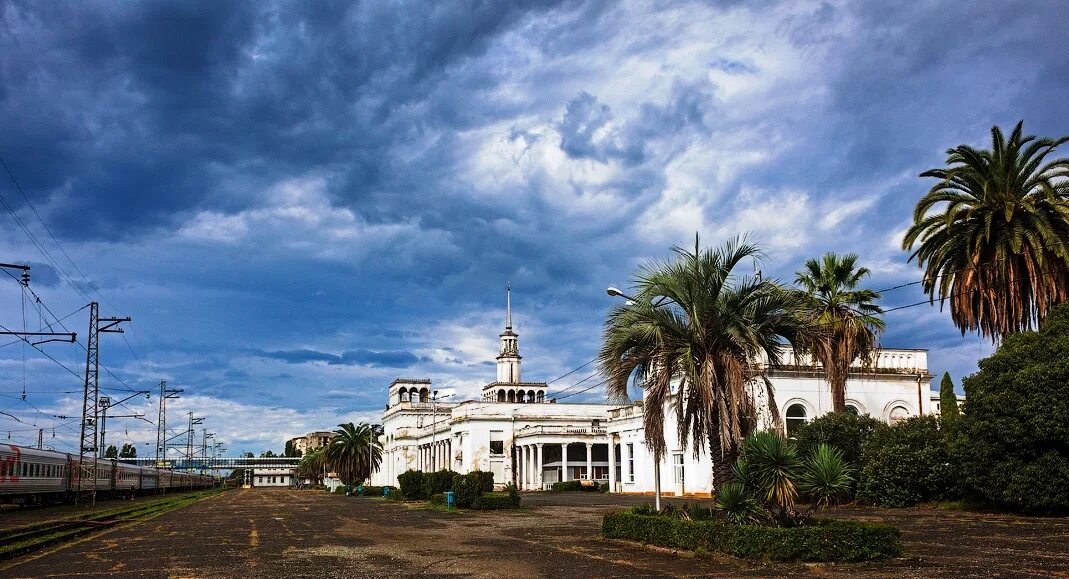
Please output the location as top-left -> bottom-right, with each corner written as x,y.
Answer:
903,121 -> 1069,340
599,236 -> 822,487
795,252 -> 885,413
297,448 -> 326,484
324,422 -> 383,486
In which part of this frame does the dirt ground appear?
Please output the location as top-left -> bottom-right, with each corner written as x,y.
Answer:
2,488 -> 1068,578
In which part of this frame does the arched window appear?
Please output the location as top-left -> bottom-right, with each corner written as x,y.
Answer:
507,390 -> 516,403
397,388 -> 407,404
528,390 -> 536,403
785,404 -> 808,436
419,388 -> 429,403
537,391 -> 545,403
497,389 -> 506,402
889,405 -> 909,424
844,404 -> 860,416
518,391 -> 527,403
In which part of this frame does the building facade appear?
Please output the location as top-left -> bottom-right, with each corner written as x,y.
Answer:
287,431 -> 336,456
371,289 -> 938,496
252,468 -> 296,487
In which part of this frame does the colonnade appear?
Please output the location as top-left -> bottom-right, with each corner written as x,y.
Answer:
417,439 -> 452,471
515,442 -> 545,490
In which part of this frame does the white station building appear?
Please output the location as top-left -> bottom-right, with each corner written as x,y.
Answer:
371,289 -> 938,496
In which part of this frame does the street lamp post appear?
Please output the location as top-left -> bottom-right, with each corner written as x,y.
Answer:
607,286 -> 663,512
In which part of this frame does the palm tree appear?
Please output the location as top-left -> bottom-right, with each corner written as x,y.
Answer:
903,121 -> 1069,340
297,448 -> 326,484
599,236 -> 822,487
795,252 -> 885,413
324,422 -> 383,486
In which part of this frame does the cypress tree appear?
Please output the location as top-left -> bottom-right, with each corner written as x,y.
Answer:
939,372 -> 960,420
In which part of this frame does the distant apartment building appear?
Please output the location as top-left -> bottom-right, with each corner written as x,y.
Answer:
286,431 -> 336,456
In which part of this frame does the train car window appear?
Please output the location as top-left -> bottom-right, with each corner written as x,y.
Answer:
22,462 -> 27,478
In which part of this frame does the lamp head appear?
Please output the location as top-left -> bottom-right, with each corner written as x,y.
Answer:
606,286 -> 624,297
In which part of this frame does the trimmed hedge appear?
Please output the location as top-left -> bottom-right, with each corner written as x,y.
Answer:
362,485 -> 392,497
472,491 -> 521,510
397,470 -> 426,500
858,416 -> 954,507
602,512 -> 901,562
430,492 -> 447,506
551,480 -> 599,492
385,489 -> 406,502
452,471 -> 494,508
424,469 -> 458,498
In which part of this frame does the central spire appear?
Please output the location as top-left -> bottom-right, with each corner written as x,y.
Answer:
505,283 -> 512,331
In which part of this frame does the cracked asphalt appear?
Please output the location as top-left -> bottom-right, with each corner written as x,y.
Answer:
2,488 -> 1067,578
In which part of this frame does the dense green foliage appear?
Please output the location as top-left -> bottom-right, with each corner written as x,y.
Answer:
951,303 -> 1069,514
714,482 -> 764,525
857,416 -> 953,507
119,443 -> 137,458
429,493 -> 447,506
792,412 -> 887,471
551,480 -> 599,492
362,485 -> 392,497
472,491 -> 521,510
602,512 -> 901,562
397,470 -> 426,500
423,469 -> 458,497
939,372 -> 960,421
451,471 -> 494,508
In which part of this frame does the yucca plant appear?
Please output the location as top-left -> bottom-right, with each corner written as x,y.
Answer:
741,431 -> 802,513
715,482 -> 765,525
797,443 -> 854,508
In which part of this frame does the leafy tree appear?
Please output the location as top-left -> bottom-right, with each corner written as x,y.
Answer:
283,439 -> 302,458
241,452 -> 254,458
324,422 -> 383,486
792,412 -> 887,474
599,236 -> 823,486
104,445 -> 118,459
951,302 -> 1069,514
260,450 -> 277,458
857,416 -> 953,507
902,121 -> 1069,340
939,372 -> 960,421
795,253 -> 885,412
119,443 -> 137,458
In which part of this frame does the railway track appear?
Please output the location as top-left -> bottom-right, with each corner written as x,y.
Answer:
0,489 -> 226,562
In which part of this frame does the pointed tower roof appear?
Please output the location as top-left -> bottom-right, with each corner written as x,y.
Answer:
506,283 -> 512,330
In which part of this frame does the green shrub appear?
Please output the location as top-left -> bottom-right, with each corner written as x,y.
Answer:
857,416 -> 953,507
423,469 -> 458,497
950,304 -> 1069,514
397,470 -> 426,500
793,412 -> 887,499
429,493 -> 447,506
938,372 -> 960,423
602,511 -> 900,562
332,486 -> 346,494
385,489 -> 406,501
631,503 -> 657,516
598,482 -> 609,493
362,485 -> 392,497
551,480 -> 581,492
715,482 -> 764,525
472,491 -> 521,509
468,471 -> 494,493
451,472 -> 488,508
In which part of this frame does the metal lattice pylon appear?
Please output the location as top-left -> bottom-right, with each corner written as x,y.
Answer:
76,302 -> 129,506
76,302 -> 100,505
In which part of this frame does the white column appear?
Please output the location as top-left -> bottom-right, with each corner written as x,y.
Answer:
517,448 -> 525,491
536,443 -> 544,490
526,446 -> 533,487
561,443 -> 569,481
621,441 -> 630,484
586,443 -> 593,481
607,435 -> 616,493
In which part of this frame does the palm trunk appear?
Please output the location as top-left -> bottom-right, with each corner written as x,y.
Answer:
709,426 -> 736,493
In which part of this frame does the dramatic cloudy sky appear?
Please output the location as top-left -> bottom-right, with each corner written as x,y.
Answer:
1,0 -> 1066,456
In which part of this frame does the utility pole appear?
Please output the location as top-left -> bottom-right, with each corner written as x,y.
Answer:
201,430 -> 214,475
155,381 -> 182,469
37,428 -> 43,450
185,413 -> 203,474
0,263 -> 77,345
76,302 -> 129,506
99,390 -> 150,458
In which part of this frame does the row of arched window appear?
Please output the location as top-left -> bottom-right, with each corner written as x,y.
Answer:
785,402 -> 912,435
397,387 -> 430,404
484,389 -> 545,403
